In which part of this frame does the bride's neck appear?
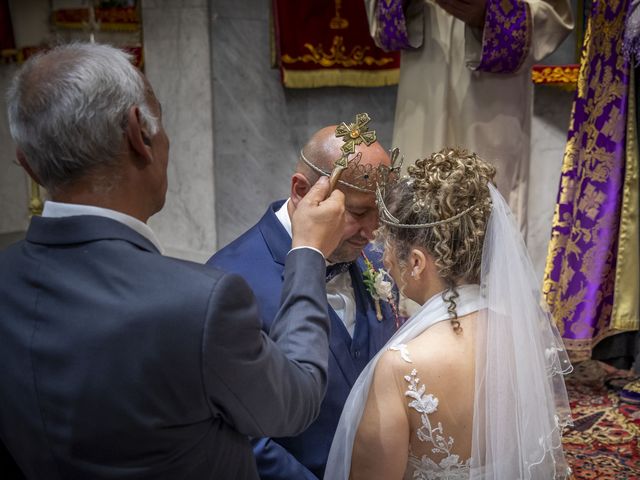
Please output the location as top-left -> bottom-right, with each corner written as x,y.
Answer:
411,262 -> 477,305
412,269 -> 447,305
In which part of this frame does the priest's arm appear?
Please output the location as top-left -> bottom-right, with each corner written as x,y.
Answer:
365,0 -> 574,73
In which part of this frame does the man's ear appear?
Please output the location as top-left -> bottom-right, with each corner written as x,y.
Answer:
16,148 -> 43,186
126,105 -> 153,164
289,173 -> 312,208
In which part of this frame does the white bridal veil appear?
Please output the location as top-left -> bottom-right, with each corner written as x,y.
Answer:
325,184 -> 573,479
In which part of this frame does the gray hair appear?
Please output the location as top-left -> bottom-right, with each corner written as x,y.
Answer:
6,42 -> 159,193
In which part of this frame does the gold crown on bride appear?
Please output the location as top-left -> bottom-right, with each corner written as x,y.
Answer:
299,112 -> 403,193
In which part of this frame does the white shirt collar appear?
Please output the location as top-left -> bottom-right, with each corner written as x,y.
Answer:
274,198 -> 293,239
276,199 -> 356,335
42,201 -> 164,253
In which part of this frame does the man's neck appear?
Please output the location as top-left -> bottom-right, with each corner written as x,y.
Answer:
52,190 -> 152,223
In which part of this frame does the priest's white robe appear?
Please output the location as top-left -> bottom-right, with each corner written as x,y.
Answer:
366,0 -> 573,232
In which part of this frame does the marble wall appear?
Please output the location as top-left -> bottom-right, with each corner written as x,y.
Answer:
0,0 -> 217,263
211,0 -> 397,248
529,86 -> 575,281
0,0 -> 47,236
143,0 -> 216,262
0,64 -> 30,236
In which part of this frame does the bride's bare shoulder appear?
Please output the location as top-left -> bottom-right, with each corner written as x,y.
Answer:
374,345 -> 414,379
403,312 -> 478,370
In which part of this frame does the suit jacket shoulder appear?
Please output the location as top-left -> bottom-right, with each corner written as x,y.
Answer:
209,202 -> 289,330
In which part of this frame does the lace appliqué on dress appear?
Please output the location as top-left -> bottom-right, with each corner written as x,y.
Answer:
402,365 -> 471,479
389,344 -> 412,363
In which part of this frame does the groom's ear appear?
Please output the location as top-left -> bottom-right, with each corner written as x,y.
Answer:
290,173 -> 312,208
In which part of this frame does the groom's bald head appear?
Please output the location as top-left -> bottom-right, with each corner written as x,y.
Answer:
296,126 -> 389,184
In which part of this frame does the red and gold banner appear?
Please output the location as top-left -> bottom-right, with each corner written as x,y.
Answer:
53,7 -> 140,32
0,0 -> 15,52
1,45 -> 143,68
272,0 -> 400,88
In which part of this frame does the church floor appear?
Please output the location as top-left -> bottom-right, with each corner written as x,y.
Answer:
563,360 -> 640,479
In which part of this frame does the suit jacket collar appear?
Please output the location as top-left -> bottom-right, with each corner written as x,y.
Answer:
258,200 -> 291,266
26,215 -> 160,254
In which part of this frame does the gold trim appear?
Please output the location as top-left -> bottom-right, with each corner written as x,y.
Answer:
282,36 -> 395,68
28,179 -> 43,217
560,337 -> 594,362
531,65 -> 580,85
560,327 -> 631,362
611,68 -> 640,331
282,68 -> 399,88
329,0 -> 349,29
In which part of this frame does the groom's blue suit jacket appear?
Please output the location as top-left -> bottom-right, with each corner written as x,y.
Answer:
208,201 -> 396,479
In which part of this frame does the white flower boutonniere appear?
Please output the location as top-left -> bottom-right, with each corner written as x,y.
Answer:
362,252 -> 397,322
373,271 -> 394,301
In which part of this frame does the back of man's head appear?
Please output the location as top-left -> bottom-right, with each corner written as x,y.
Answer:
7,43 -> 158,194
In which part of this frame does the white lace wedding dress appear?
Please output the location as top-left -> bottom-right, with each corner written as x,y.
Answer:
396,347 -> 472,480
385,290 -> 479,480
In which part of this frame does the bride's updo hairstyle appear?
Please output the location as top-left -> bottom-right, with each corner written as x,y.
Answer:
378,148 -> 495,332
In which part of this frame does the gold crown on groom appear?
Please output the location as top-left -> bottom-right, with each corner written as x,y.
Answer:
299,113 -> 402,193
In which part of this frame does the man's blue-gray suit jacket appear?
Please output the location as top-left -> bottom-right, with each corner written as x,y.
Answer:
0,214 -> 332,479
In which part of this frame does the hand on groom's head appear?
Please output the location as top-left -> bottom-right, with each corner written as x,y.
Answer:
291,176 -> 346,258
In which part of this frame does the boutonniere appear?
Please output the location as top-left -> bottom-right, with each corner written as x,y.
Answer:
361,252 -> 397,323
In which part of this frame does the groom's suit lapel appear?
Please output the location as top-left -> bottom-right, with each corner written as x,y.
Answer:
257,201 -> 290,273
258,201 -> 361,386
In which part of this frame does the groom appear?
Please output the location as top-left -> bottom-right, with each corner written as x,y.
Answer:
208,116 -> 398,479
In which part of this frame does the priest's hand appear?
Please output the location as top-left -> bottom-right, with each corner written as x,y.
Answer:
292,176 -> 346,258
435,0 -> 487,29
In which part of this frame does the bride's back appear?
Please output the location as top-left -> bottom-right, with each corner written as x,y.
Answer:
350,292 -> 483,480
352,309 -> 479,479
394,311 -> 477,478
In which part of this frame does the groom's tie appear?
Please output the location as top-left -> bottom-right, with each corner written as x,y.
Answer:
325,262 -> 352,282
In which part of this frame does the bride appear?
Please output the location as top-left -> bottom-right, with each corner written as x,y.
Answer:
325,148 -> 573,479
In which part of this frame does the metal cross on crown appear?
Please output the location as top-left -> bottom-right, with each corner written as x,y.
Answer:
335,112 -> 377,157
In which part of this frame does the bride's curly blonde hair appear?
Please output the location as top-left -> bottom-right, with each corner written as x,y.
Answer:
379,148 -> 495,332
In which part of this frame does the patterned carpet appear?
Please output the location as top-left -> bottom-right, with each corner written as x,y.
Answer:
563,361 -> 640,479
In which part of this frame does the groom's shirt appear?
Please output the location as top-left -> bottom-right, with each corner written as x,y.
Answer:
275,199 -> 357,336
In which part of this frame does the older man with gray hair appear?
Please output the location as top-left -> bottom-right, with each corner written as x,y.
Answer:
0,42 -> 346,479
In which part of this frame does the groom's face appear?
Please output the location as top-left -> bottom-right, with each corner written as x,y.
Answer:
327,145 -> 390,263
327,188 -> 379,263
